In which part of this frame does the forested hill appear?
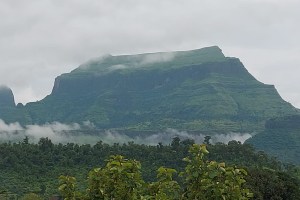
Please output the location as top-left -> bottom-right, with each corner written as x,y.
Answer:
247,115 -> 300,164
0,46 -> 298,132
0,138 -> 299,199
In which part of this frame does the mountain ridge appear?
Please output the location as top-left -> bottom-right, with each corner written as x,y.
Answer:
0,46 -> 298,133
71,46 -> 226,75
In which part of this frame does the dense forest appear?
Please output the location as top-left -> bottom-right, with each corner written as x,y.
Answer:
247,115 -> 300,164
58,144 -> 253,199
1,47 -> 300,199
0,137 -> 300,199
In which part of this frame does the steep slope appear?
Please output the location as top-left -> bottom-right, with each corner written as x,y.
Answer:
0,86 -> 15,108
0,46 -> 298,132
246,115 -> 300,164
0,86 -> 22,123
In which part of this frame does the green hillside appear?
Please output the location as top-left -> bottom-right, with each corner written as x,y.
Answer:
0,46 -> 298,132
247,115 -> 300,164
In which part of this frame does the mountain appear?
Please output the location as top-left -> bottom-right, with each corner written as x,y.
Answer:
0,86 -> 15,108
247,115 -> 300,164
0,46 -> 298,132
0,86 -> 22,123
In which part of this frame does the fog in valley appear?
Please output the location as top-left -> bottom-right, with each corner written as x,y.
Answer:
0,119 -> 252,145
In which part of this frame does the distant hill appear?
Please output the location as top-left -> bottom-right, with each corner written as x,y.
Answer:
0,86 -> 15,108
0,46 -> 298,132
247,115 -> 300,164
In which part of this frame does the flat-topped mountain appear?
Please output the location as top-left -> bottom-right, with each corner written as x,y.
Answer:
69,46 -> 226,75
0,46 -> 298,132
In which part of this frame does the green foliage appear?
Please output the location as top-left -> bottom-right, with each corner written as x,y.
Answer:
145,167 -> 181,200
87,155 -> 143,200
58,176 -> 78,200
245,168 -> 300,200
247,115 -> 300,164
0,138 -> 299,199
1,47 -> 297,131
21,193 -> 43,200
59,144 -> 252,200
181,144 -> 252,199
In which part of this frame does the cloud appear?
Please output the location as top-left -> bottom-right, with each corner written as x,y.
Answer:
0,120 -> 252,145
79,51 -> 177,74
0,119 -> 81,143
107,52 -> 176,72
140,52 -> 176,65
0,120 -> 23,141
147,128 -> 252,145
25,122 -> 80,143
0,0 -> 299,108
210,132 -> 252,145
78,54 -> 112,71
109,64 -> 128,71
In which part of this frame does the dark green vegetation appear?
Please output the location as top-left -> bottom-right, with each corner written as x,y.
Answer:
0,46 -> 300,199
59,144 -> 253,200
0,138 -> 299,199
247,115 -> 300,164
0,46 -> 297,132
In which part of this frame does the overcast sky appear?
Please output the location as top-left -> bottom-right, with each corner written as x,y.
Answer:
0,0 -> 299,108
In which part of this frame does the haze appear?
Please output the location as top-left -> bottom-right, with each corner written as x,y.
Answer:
0,0 -> 299,107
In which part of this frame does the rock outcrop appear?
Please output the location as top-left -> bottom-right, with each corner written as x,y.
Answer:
0,86 -> 15,108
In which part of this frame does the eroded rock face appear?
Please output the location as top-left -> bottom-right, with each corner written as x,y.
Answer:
0,86 -> 15,108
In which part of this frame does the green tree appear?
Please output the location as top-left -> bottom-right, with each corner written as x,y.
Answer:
87,155 -> 144,200
181,144 -> 253,200
204,136 -> 211,145
59,144 -> 253,200
146,167 -> 181,200
58,176 -> 79,200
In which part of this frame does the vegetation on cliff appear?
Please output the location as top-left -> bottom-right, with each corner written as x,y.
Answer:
0,47 -> 297,132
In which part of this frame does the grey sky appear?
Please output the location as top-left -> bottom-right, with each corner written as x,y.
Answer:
0,0 -> 299,108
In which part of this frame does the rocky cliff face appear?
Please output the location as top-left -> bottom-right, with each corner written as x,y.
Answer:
0,86 -> 15,108
1,47 -> 298,131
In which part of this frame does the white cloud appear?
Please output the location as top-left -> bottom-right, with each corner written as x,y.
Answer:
140,52 -> 176,65
0,0 -> 299,108
25,122 -> 80,143
109,64 -> 128,71
0,119 -> 251,145
0,119 -> 23,132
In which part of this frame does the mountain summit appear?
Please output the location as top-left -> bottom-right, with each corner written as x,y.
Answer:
0,46 -> 298,132
69,46 -> 226,75
0,86 -> 15,108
